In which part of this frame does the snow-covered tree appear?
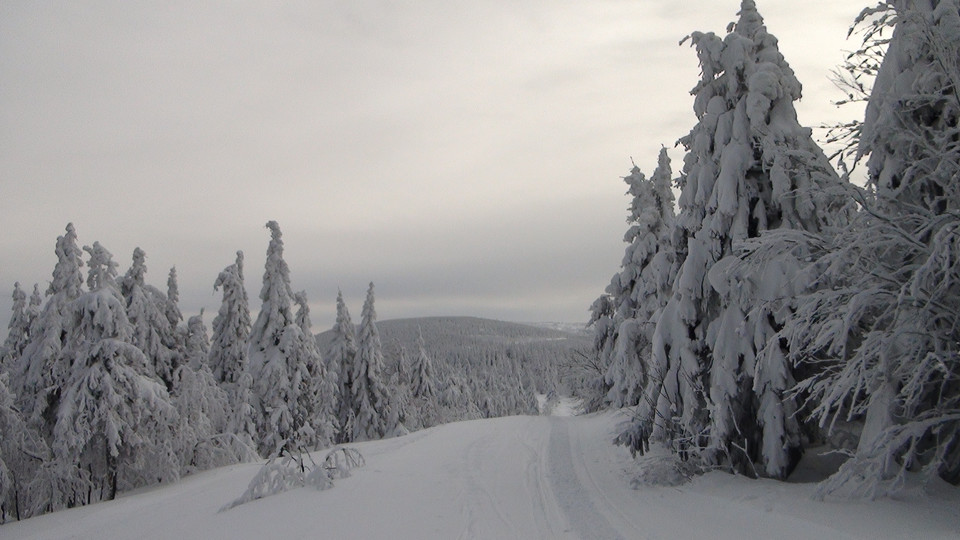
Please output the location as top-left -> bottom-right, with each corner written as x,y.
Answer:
171,312 -> 254,474
247,222 -> 304,456
206,253 -> 259,449
0,373 -> 49,523
17,224 -> 84,432
389,341 -> 417,431
411,326 -> 436,400
771,0 -> 960,496
292,291 -> 335,449
54,241 -> 177,503
224,371 -> 259,452
209,251 -> 251,389
1,283 -> 32,377
165,267 -> 183,331
584,294 -> 615,413
327,290 -> 358,443
641,1 -> 852,478
26,284 -> 41,328
604,149 -> 676,409
352,283 -> 390,441
122,247 -> 180,388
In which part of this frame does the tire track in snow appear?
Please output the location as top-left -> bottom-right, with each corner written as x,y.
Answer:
512,425 -> 570,538
548,417 -> 633,540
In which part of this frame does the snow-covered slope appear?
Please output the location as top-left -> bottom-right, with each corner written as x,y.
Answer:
3,410 -> 956,540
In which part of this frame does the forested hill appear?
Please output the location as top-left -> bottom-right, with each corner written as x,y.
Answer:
317,316 -> 590,396
319,316 -> 586,360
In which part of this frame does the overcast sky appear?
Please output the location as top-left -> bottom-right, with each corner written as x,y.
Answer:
0,0 -> 867,333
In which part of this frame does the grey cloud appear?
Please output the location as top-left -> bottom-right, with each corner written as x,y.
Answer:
0,1 -> 868,337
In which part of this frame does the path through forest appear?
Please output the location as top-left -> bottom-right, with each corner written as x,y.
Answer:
3,407 -> 957,540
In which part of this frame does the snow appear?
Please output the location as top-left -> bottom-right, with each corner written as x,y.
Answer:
3,408 -> 956,540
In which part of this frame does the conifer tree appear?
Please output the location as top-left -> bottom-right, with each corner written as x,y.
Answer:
172,312 -> 246,474
775,0 -> 960,495
165,267 -> 183,331
411,327 -> 436,400
209,251 -> 251,389
584,294 -> 616,413
26,284 -> 41,342
54,241 -> 177,502
1,283 -> 31,376
644,0 -> 852,478
292,291 -> 335,449
122,248 -> 179,388
17,224 -> 84,432
0,373 -> 49,523
352,283 -> 390,441
206,251 -> 258,453
247,222 -> 303,456
224,371 -> 259,453
604,149 -> 676,409
328,290 -> 358,443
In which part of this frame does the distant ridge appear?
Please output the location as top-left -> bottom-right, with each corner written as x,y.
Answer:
316,316 -> 588,400
317,316 -> 588,361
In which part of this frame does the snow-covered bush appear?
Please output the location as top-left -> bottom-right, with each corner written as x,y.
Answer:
222,447 -> 365,511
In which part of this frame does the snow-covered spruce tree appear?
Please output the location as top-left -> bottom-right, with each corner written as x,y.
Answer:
17,224 -> 84,434
225,371 -> 259,453
352,283 -> 390,441
165,267 -> 183,332
209,252 -> 251,388
0,372 -> 50,523
172,312 -> 254,474
327,290 -> 358,443
208,252 -> 257,449
390,341 -> 419,431
403,328 -> 438,428
584,294 -> 616,413
54,241 -> 178,503
293,291 -> 335,449
642,1 -> 852,478
411,326 -> 436,400
385,368 -> 412,437
1,283 -> 32,377
768,0 -> 960,497
121,248 -> 180,388
247,222 -> 299,456
604,148 -> 676,410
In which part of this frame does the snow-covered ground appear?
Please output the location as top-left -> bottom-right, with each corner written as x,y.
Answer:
3,406 -> 957,540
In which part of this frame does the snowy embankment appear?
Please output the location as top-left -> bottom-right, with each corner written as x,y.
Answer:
3,407 -> 957,540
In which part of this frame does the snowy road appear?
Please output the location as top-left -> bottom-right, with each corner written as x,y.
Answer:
3,412 -> 958,540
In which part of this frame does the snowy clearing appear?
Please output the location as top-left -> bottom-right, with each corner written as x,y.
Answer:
2,410 -> 957,540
